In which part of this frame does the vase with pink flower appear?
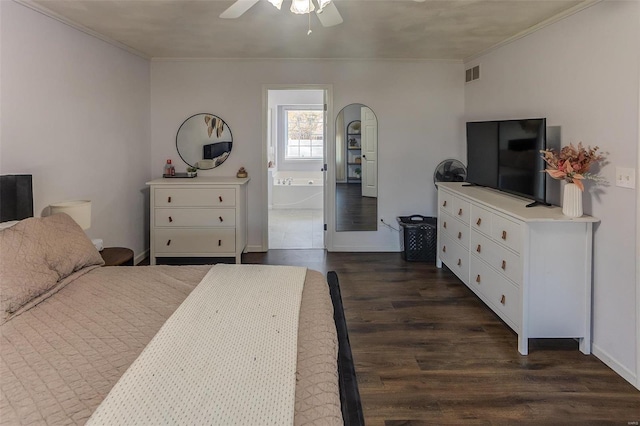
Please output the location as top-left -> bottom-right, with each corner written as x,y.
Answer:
540,143 -> 606,218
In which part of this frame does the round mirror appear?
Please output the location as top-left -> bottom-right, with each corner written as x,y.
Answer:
335,104 -> 378,232
176,113 -> 233,170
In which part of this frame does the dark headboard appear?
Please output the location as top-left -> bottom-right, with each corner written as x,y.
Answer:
0,175 -> 34,222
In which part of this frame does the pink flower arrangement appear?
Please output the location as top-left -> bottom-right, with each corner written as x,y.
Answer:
540,143 -> 605,191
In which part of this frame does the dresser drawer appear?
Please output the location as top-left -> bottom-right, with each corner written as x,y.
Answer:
154,228 -> 236,253
470,230 -> 522,286
439,234 -> 469,285
154,208 -> 236,228
491,215 -> 522,254
470,204 -> 492,236
439,190 -> 455,216
439,211 -> 469,247
450,196 -> 470,225
470,256 -> 521,329
155,188 -> 236,207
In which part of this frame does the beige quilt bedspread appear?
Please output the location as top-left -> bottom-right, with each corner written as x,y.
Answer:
0,265 -> 341,425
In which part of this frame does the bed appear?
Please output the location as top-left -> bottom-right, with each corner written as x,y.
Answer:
0,175 -> 362,425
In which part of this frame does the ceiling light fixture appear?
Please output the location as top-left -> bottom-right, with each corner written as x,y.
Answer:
268,0 -> 330,35
268,0 -> 330,14
220,0 -> 343,28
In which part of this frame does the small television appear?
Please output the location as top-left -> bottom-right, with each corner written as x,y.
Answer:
203,141 -> 233,160
466,118 -> 547,204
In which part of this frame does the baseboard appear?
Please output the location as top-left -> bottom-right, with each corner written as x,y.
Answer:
246,244 -> 400,252
329,244 -> 399,252
245,244 -> 267,253
592,343 -> 639,390
134,249 -> 149,266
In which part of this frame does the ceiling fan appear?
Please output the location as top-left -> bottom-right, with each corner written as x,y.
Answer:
220,0 -> 344,28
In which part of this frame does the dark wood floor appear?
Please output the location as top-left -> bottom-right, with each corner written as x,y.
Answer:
336,182 -> 377,231
143,251 -> 640,424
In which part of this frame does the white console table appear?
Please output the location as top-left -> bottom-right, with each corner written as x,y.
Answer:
436,182 -> 598,355
147,177 -> 249,265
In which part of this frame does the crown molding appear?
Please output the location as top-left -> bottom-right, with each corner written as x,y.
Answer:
13,0 -> 150,60
150,57 -> 463,63
464,0 -> 602,64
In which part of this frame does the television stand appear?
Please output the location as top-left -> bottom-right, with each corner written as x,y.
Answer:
525,200 -> 552,208
435,182 -> 599,355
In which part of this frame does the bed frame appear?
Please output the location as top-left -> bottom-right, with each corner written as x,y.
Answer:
328,271 -> 365,426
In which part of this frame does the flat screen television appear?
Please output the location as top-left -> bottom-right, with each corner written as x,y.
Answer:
466,118 -> 547,204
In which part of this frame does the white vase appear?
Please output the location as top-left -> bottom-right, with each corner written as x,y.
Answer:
562,182 -> 583,218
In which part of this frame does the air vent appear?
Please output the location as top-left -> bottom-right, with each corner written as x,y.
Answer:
465,65 -> 480,83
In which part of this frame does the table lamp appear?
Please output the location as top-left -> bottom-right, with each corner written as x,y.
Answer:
50,200 -> 92,230
50,200 -> 102,250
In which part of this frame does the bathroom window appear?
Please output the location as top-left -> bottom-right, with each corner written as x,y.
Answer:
284,108 -> 323,160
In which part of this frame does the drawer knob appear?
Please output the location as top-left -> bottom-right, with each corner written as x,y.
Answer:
219,196 -> 223,203
476,244 -> 481,253
218,239 -> 222,246
458,208 -> 463,216
167,196 -> 172,203
502,230 -> 507,240
476,218 -> 482,226
443,221 -> 447,229
219,216 -> 224,222
168,216 -> 173,223
501,260 -> 506,270
500,294 -> 506,305
443,200 -> 447,207
166,239 -> 171,246
442,245 -> 446,253
457,258 -> 461,266
457,231 -> 462,239
476,274 -> 481,283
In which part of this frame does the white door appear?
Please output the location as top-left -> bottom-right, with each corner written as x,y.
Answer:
361,106 -> 378,198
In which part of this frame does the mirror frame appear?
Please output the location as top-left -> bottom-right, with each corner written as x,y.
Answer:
176,113 -> 233,170
335,103 -> 378,232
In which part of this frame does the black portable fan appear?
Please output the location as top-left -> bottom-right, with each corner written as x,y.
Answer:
433,159 -> 467,188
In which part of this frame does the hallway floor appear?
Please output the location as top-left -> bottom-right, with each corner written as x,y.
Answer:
268,208 -> 324,249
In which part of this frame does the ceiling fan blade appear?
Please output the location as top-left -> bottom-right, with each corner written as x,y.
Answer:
316,2 -> 343,27
220,0 -> 260,19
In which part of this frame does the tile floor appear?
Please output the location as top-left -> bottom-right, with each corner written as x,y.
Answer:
268,209 -> 324,249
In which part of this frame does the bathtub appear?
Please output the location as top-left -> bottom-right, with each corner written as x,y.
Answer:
271,171 -> 323,209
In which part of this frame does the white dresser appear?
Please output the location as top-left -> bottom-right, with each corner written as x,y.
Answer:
146,177 -> 249,265
436,182 -> 598,355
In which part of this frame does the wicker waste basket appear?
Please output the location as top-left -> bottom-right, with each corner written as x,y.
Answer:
397,215 -> 437,262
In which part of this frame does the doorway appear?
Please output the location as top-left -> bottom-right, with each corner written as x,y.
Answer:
265,87 -> 328,249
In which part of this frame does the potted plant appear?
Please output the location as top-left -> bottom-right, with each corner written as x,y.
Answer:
540,142 -> 605,217
186,166 -> 198,177
354,167 -> 361,179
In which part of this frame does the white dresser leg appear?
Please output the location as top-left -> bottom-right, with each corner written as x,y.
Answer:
579,337 -> 591,355
518,335 -> 529,355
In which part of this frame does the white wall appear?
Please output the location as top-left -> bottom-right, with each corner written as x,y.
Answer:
464,1 -> 640,386
151,59 -> 465,251
0,2 -> 151,261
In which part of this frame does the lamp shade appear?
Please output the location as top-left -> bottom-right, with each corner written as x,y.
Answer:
50,200 -> 91,230
317,0 -> 330,11
291,0 -> 313,14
